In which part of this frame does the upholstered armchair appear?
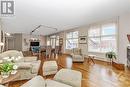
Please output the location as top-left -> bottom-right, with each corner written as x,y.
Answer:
70,48 -> 84,62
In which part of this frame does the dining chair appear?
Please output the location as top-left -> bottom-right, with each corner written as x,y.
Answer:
46,46 -> 52,59
54,46 -> 59,58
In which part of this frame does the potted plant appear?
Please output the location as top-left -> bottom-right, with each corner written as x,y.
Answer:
105,51 -> 117,64
0,62 -> 18,78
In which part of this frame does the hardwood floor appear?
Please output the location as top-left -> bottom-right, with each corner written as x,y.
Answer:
9,54 -> 130,87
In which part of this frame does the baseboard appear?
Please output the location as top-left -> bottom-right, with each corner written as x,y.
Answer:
112,61 -> 125,70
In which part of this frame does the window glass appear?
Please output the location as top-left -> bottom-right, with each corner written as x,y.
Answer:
101,36 -> 116,52
66,32 -> 73,38
88,27 -> 100,37
102,24 -> 116,36
88,38 -> 100,52
73,31 -> 78,38
66,31 -> 78,49
88,23 -> 117,53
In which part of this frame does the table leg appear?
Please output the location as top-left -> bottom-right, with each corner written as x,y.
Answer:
87,56 -> 95,64
91,57 -> 95,64
87,57 -> 90,63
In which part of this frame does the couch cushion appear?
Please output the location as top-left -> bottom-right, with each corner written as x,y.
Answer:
20,76 -> 45,87
43,61 -> 58,72
73,55 -> 82,59
73,48 -> 81,55
24,56 -> 37,62
46,79 -> 72,87
0,50 -> 24,62
0,50 -> 24,58
15,62 -> 32,69
54,69 -> 82,87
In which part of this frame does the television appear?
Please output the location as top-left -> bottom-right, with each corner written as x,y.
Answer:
30,42 -> 39,46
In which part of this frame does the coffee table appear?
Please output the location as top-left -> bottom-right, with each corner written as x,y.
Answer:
0,71 -> 20,86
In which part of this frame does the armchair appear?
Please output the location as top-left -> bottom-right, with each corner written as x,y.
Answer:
70,48 -> 84,62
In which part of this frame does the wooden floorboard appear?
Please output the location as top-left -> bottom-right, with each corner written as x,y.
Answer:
9,54 -> 130,87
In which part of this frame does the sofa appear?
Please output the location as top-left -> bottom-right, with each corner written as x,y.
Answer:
70,48 -> 84,62
21,69 -> 82,87
0,50 -> 41,80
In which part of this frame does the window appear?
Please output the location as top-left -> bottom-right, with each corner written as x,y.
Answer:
56,36 -> 59,46
66,31 -> 78,49
47,35 -> 59,48
88,23 -> 117,53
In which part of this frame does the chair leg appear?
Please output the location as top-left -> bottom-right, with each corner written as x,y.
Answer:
87,57 -> 90,63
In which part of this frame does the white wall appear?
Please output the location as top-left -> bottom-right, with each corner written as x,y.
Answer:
118,14 -> 130,64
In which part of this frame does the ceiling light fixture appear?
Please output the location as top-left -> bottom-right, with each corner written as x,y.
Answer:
30,25 -> 58,35
5,32 -> 11,36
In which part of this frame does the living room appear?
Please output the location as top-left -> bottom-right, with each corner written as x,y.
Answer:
0,0 -> 130,87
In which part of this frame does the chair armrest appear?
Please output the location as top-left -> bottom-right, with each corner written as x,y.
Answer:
31,60 -> 41,74
24,56 -> 37,62
54,69 -> 82,87
0,85 -> 6,87
15,62 -> 32,69
70,53 -> 74,57
20,76 -> 45,87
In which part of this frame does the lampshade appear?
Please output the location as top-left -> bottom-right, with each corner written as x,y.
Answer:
0,42 -> 4,46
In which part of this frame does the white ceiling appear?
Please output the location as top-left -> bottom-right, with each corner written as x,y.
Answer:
1,0 -> 130,35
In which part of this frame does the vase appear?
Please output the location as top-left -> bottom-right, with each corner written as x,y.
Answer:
1,72 -> 10,78
11,70 -> 17,75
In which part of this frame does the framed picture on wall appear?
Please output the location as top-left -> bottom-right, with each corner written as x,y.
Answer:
79,36 -> 87,44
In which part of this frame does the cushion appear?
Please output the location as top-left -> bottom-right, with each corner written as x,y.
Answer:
0,50 -> 24,58
24,56 -> 37,62
46,79 -> 72,87
73,55 -> 82,59
20,76 -> 45,87
54,69 -> 82,87
0,50 -> 24,62
73,48 -> 81,55
16,62 -> 32,69
43,61 -> 58,72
